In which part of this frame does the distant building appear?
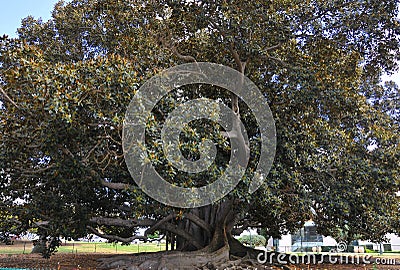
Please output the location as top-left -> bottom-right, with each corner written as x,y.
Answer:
265,221 -> 400,252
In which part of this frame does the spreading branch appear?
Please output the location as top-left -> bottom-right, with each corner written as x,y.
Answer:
145,213 -> 176,236
87,226 -> 147,243
90,217 -> 155,227
21,163 -> 56,175
90,215 -> 203,248
158,34 -> 197,62
100,180 -> 133,190
82,140 -> 102,165
170,46 -> 197,62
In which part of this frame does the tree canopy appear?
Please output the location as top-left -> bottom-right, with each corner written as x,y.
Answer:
1,0 -> 399,267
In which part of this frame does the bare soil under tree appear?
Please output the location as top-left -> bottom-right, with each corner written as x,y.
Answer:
1,253 -> 399,270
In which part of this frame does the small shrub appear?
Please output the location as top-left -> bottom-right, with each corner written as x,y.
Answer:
238,235 -> 266,247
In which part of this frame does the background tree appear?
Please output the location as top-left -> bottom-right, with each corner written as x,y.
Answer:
1,0 -> 399,268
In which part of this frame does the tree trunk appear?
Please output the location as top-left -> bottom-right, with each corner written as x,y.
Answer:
97,199 -> 267,269
31,234 -> 47,254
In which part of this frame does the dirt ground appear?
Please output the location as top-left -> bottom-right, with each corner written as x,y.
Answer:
0,253 -> 399,270
0,253 -> 104,269
287,264 -> 400,270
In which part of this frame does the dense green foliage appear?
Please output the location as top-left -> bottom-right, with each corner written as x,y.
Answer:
238,234 -> 267,247
0,0 -> 399,256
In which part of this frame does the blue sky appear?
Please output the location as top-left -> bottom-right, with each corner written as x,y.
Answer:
0,0 -> 60,38
0,0 -> 399,83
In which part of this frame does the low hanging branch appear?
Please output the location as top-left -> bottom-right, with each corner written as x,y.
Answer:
90,215 -> 204,249
90,217 -> 155,227
87,226 -> 147,243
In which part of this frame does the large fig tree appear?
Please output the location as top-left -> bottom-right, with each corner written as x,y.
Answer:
1,0 -> 399,268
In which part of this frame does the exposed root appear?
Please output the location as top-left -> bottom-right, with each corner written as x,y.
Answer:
97,211 -> 279,270
97,246 -> 286,270
98,245 -> 229,270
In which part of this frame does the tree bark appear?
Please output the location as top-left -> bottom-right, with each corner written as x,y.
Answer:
96,199 -> 262,269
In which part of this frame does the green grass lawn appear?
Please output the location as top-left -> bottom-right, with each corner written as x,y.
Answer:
0,240 -> 165,254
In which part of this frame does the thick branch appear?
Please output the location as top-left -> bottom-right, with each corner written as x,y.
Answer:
145,213 -> 176,236
100,180 -> 133,190
183,212 -> 212,237
159,34 -> 196,62
170,46 -> 197,62
90,217 -> 154,227
32,221 -> 50,231
87,226 -> 147,243
162,222 -> 203,249
229,43 -> 246,73
226,44 -> 251,166
228,42 -> 247,115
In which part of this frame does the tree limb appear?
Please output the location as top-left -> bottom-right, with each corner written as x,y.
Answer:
90,215 -> 203,248
87,226 -> 147,243
0,86 -> 20,109
183,212 -> 212,237
82,140 -> 102,165
21,163 -> 56,174
158,34 -> 197,62
261,43 -> 282,52
32,221 -> 50,231
229,42 -> 246,73
100,180 -> 133,190
162,222 -> 203,249
57,144 -> 75,159
145,213 -> 176,236
170,46 -> 197,62
90,217 -> 155,227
